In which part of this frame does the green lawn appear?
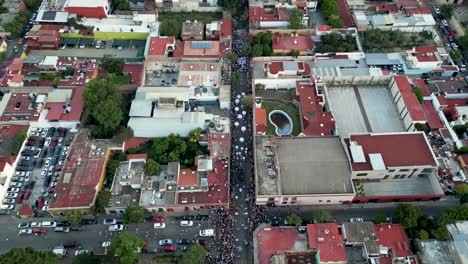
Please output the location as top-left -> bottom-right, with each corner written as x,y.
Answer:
261,100 -> 302,136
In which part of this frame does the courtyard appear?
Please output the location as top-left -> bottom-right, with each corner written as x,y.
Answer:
261,99 -> 302,136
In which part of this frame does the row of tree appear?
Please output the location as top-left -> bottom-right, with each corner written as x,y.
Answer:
319,0 -> 344,28
360,29 -> 432,52
251,31 -> 273,57
3,10 -> 32,38
315,32 -> 357,53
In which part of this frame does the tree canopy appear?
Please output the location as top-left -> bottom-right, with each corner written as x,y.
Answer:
123,205 -> 145,224
3,10 -> 31,38
10,131 -> 27,155
287,214 -> 303,226
145,159 -> 161,176
251,32 -> 273,57
100,55 -> 125,74
440,4 -> 455,19
313,210 -> 333,223
360,29 -> 431,52
72,254 -> 100,264
66,210 -> 82,225
83,77 -> 123,134
0,247 -> 59,264
288,9 -> 305,29
395,204 -> 420,229
315,33 -> 357,53
460,29 -> 468,50
319,0 -> 344,28
95,190 -> 111,214
160,19 -> 182,38
182,245 -> 206,264
24,0 -> 39,9
109,233 -> 144,264
373,214 -> 387,224
412,86 -> 424,104
241,95 -> 254,111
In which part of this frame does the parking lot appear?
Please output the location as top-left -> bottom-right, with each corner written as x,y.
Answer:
2,127 -> 75,215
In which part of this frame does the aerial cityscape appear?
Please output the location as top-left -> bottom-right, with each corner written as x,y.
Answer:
0,0 -> 467,263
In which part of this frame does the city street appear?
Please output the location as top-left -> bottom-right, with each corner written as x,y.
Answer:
0,215 -> 213,255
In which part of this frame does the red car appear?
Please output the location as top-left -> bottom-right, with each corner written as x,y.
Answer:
55,165 -> 63,171
37,197 -> 45,209
164,245 -> 176,252
151,216 -> 164,222
33,228 -> 47,234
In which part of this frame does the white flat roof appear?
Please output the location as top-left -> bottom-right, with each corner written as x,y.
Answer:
369,153 -> 386,171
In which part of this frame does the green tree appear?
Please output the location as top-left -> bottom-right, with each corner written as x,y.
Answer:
187,128 -> 202,143
419,30 -> 433,40
455,184 -> 468,196
395,204 -> 420,229
0,247 -> 59,264
111,0 -> 131,11
123,205 -> 145,224
83,77 -> 123,133
313,210 -> 333,223
452,49 -> 462,61
460,29 -> 468,50
10,131 -> 27,155
373,214 -> 387,224
160,18 -> 181,37
72,254 -> 100,264
288,9 -> 305,29
24,0 -> 39,8
0,0 -> 8,14
241,95 -> 254,111
109,233 -> 144,264
145,159 -> 160,176
440,4 -> 455,19
66,210 -> 82,225
328,17 -> 344,28
182,245 -> 206,264
460,194 -> 468,204
418,229 -> 429,240
287,214 -> 303,226
95,190 -> 111,214
100,55 -> 125,74
412,86 -> 424,104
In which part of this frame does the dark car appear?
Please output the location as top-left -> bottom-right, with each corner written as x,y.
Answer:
195,215 -> 209,220
70,226 -> 83,232
63,240 -> 77,248
24,181 -> 36,190
56,221 -> 70,227
177,239 -> 192,245
80,218 -> 97,225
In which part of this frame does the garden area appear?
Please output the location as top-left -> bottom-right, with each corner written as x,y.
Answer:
158,11 -> 223,38
360,29 -> 436,52
261,99 -> 302,136
315,32 -> 358,53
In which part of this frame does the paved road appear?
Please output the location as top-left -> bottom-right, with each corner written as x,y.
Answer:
0,215 -> 213,255
29,48 -> 143,59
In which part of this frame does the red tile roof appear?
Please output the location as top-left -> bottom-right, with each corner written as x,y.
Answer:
0,93 -> 42,122
0,156 -> 15,171
124,137 -> 148,151
258,227 -> 309,264
255,108 -> 267,134
336,0 -> 355,27
422,101 -> 443,129
10,74 -> 24,83
393,76 -> 427,122
374,224 -> 412,258
123,64 -> 143,86
347,132 -> 437,171
268,61 -> 283,74
272,33 -> 313,52
220,19 -> 232,40
127,153 -> 147,161
297,80 -> 335,136
249,6 -> 290,23
44,86 -> 84,122
412,78 -> 430,96
147,36 -> 175,56
317,25 -> 332,32
460,154 -> 468,165
8,58 -> 23,72
177,168 -> 198,186
397,0 -> 432,14
413,46 -> 439,62
307,223 -> 346,262
0,124 -> 28,137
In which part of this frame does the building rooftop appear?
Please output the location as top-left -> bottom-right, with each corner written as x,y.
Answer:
296,79 -> 335,136
108,158 -> 145,209
255,136 -> 353,196
146,36 -> 175,56
257,226 -> 308,264
447,221 -> 468,264
307,223 -> 346,262
182,21 -> 204,38
374,224 -> 412,258
272,33 -> 313,52
0,93 -> 43,122
42,87 -> 83,122
177,61 -> 221,86
0,124 -> 28,156
249,6 -> 290,24
412,46 -> 441,62
346,132 -> 437,171
415,239 -> 457,264
183,41 -> 220,57
397,0 -> 432,15
255,107 -> 267,134
365,53 -> 403,66
358,174 -> 444,197
48,129 -> 110,210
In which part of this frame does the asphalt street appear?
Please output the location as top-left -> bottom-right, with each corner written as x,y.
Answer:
0,215 -> 213,255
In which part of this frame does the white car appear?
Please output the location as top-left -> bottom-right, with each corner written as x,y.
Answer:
44,137 -> 51,147
41,129 -> 48,137
79,44 -> 85,48
159,239 -> 173,246
442,19 -> 449,27
41,221 -> 57,228
18,222 -> 30,229
199,229 -> 214,237
103,219 -> 117,225
3,198 -> 16,204
45,158 -> 51,167
15,171 -> 26,177
75,250 -> 90,256
41,170 -> 47,177
153,223 -> 166,229
108,224 -> 124,232
30,222 -> 42,227
350,218 -> 364,223
7,187 -> 20,193
10,182 -> 23,187
180,220 -> 193,227
17,229 -> 33,236
6,193 -> 18,198
102,241 -> 111,248
434,7 -> 441,14
95,41 -> 102,49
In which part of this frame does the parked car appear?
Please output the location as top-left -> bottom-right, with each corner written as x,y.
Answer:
103,219 -> 117,225
102,241 -> 111,248
153,223 -> 166,229
6,193 -> 18,198
3,198 -> 16,204
18,222 -> 30,229
17,229 -> 32,236
7,187 -> 20,193
30,222 -> 42,227
63,240 -> 77,248
33,228 -> 47,234
164,245 -> 176,252
159,239 -> 173,246
41,221 -> 57,228
95,41 -> 102,49
177,239 -> 192,245
54,227 -> 70,232
350,218 -> 364,223
10,182 -> 23,187
180,220 -> 193,227
108,224 -> 124,232
80,218 -> 97,225
149,215 -> 164,222
199,229 -> 214,237
75,250 -> 90,256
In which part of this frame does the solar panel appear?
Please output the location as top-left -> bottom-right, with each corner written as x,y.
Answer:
42,11 -> 57,21
191,41 -> 212,49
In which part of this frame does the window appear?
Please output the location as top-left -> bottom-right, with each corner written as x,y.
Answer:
393,175 -> 400,179
326,200 -> 331,203
318,200 -> 323,202
383,175 -> 389,179
399,169 -> 410,172
282,201 -> 287,204
388,169 -> 396,172
356,173 -> 368,177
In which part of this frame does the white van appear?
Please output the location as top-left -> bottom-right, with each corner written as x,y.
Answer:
180,220 -> 193,227
41,221 -> 57,228
199,229 -> 214,237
